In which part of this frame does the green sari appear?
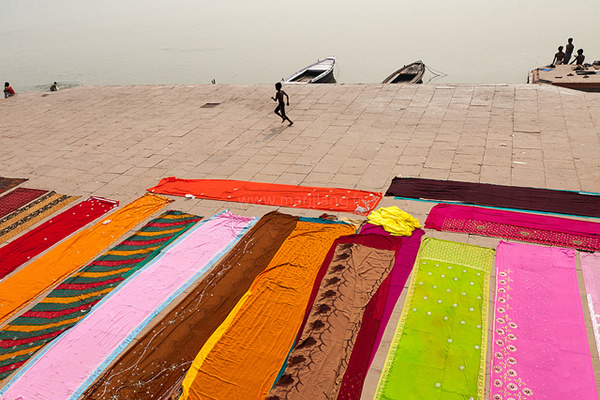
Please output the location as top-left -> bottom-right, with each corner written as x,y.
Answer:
375,238 -> 494,400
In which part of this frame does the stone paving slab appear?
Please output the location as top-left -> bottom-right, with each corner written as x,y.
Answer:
1,83 -> 600,397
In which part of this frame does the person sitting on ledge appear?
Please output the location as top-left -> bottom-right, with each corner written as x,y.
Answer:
4,82 -> 15,98
570,49 -> 585,66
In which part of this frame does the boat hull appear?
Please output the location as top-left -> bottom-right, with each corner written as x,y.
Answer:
382,61 -> 425,84
529,64 -> 600,92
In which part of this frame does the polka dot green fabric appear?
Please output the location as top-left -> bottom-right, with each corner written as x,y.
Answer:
375,237 -> 495,400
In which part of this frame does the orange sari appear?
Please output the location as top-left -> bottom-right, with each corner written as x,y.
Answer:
180,221 -> 355,400
148,177 -> 382,216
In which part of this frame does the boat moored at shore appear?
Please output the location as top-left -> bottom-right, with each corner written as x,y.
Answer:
282,57 -> 336,84
382,61 -> 425,84
529,64 -> 600,92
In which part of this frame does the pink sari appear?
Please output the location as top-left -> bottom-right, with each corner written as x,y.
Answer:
490,242 -> 597,400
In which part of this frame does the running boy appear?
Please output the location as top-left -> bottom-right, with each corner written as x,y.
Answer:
272,82 -> 293,126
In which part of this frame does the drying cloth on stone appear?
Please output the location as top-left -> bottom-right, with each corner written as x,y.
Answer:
0,191 -> 78,244
268,224 -> 364,387
180,221 -> 355,400
147,176 -> 382,216
367,206 -> 421,236
337,226 -> 424,400
267,234 -> 399,400
0,210 -> 200,383
0,188 -> 47,218
375,238 -> 494,400
490,242 -> 598,400
79,211 -> 298,400
0,194 -> 169,327
0,196 -> 118,280
386,177 -> 600,218
0,211 -> 255,400
582,253 -> 600,360
0,178 -> 27,195
425,204 -> 600,251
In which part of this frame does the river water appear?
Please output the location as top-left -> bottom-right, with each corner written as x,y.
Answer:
2,0 -> 599,93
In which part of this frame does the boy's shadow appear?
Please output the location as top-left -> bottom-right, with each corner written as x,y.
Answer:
264,126 -> 287,140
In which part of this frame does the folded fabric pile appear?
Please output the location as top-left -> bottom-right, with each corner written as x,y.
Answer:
368,206 -> 421,236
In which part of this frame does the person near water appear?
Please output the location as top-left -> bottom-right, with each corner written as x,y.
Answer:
564,38 -> 575,64
552,46 -> 565,65
271,82 -> 293,126
4,82 -> 15,98
50,82 -> 58,91
570,49 -> 585,65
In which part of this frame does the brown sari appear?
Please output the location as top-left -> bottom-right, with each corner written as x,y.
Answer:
267,234 -> 398,399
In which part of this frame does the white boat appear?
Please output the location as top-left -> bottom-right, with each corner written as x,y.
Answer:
282,57 -> 336,84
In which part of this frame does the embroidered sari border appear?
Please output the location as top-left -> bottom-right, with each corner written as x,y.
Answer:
0,191 -> 60,227
580,253 -> 600,360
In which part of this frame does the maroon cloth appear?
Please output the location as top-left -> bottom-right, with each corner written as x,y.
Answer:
386,177 -> 600,218
0,188 -> 48,218
0,197 -> 118,279
336,226 -> 424,400
0,177 -> 27,195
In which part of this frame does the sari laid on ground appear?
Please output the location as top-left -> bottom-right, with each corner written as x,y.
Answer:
148,177 -> 382,215
386,177 -> 600,218
180,221 -> 355,400
0,211 -> 255,400
79,211 -> 299,400
489,242 -> 597,400
0,196 -> 117,280
267,233 -> 400,399
425,203 -> 600,251
0,194 -> 170,327
375,238 -> 494,400
0,210 -> 200,383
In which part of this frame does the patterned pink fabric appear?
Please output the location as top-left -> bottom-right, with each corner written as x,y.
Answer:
490,242 -> 597,400
425,204 -> 600,251
581,252 -> 600,360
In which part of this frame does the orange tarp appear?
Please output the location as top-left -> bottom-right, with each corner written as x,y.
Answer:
147,177 -> 382,216
0,194 -> 171,326
180,221 -> 355,400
